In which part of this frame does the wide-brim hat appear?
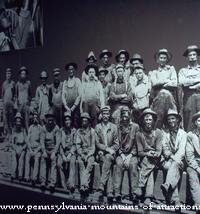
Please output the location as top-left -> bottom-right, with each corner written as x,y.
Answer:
115,50 -> 130,62
183,45 -> 200,57
139,108 -> 157,122
80,112 -> 91,121
19,66 -> 28,74
45,109 -> 55,118
120,106 -> 131,117
101,105 -> 111,113
86,51 -> 97,62
99,49 -> 112,59
154,48 -> 172,62
97,68 -> 109,76
192,111 -> 200,124
85,64 -> 98,75
130,53 -> 144,64
134,64 -> 145,71
6,67 -> 12,73
15,112 -> 23,120
53,68 -> 61,76
40,70 -> 48,79
65,62 -> 78,71
164,109 -> 182,125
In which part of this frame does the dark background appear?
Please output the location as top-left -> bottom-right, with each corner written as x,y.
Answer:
0,0 -> 200,92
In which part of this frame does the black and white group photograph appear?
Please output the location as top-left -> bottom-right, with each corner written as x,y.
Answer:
0,0 -> 200,213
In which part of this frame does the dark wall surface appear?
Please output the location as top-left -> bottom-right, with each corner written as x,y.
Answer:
0,0 -> 200,92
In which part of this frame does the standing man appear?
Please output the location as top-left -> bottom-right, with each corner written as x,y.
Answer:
186,111 -> 200,208
1,68 -> 15,137
49,68 -> 63,127
161,109 -> 187,205
35,71 -> 50,125
136,108 -> 163,205
24,111 -> 43,185
149,48 -> 178,129
109,64 -> 132,125
62,63 -> 81,128
99,49 -> 115,83
81,64 -> 104,128
40,109 -> 61,191
95,106 -> 119,203
114,106 -> 139,203
76,113 -> 96,196
179,45 -> 200,131
16,66 -> 32,131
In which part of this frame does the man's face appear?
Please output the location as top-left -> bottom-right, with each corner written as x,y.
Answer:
143,114 -> 154,130
116,68 -> 124,79
20,70 -> 27,80
131,59 -> 142,69
41,77 -> 47,85
187,51 -> 198,63
6,71 -> 11,80
0,16 -> 11,29
135,69 -> 144,81
102,111 -> 110,123
88,68 -> 96,80
98,72 -> 106,82
158,53 -> 168,67
64,117 -> 72,128
33,114 -> 39,125
121,115 -> 129,124
88,58 -> 95,64
54,74 -> 60,83
118,54 -> 126,65
67,65 -> 75,78
195,117 -> 200,129
47,117 -> 54,128
167,115 -> 178,129
82,118 -> 89,128
102,55 -> 109,66
16,118 -> 22,129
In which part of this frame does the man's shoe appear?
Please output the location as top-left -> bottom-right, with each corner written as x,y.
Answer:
98,190 -> 104,202
115,195 -> 121,203
131,194 -> 140,205
161,183 -> 170,204
144,197 -> 152,206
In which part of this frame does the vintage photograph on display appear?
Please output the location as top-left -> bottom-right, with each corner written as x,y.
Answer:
0,0 -> 200,213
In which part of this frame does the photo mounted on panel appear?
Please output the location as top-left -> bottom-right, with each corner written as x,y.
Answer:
0,0 -> 43,52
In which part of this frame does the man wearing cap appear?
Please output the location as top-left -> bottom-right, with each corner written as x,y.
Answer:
24,111 -> 43,184
109,64 -> 132,125
40,109 -> 61,190
129,64 -> 151,123
135,108 -> 163,205
82,51 -> 98,82
11,112 -> 27,181
81,64 -> 104,128
130,53 -> 144,71
76,112 -> 96,196
49,68 -> 63,127
2,68 -> 15,137
160,109 -> 187,205
95,106 -> 119,202
15,66 -> 32,131
99,49 -> 115,83
149,48 -> 178,129
57,111 -> 77,191
185,111 -> 200,207
114,106 -> 139,203
97,68 -> 112,105
62,63 -> 81,128
35,71 -> 50,125
179,45 -> 200,131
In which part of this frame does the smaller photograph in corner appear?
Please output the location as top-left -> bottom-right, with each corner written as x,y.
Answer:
0,0 -> 43,52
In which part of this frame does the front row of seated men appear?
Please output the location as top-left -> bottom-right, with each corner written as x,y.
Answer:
10,106 -> 200,207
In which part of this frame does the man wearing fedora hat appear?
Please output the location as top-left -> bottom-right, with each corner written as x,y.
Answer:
160,109 -> 187,206
15,66 -> 32,131
135,108 -> 163,205
49,68 -> 63,127
40,108 -> 61,191
97,68 -> 112,105
114,106 -> 139,203
57,111 -> 77,191
75,112 -> 96,196
149,48 -> 178,129
99,49 -> 115,83
11,112 -> 27,181
179,45 -> 200,131
109,64 -> 132,125
186,111 -> 200,207
95,106 -> 119,202
24,111 -> 43,184
81,64 -> 104,128
2,68 -> 15,137
35,71 -> 50,125
62,63 -> 81,128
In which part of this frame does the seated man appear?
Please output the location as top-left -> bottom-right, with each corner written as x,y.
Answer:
114,106 -> 139,203
136,108 -> 162,205
57,111 -> 76,192
11,112 -> 27,181
161,109 -> 187,205
76,113 -> 96,197
186,111 -> 200,207
95,106 -> 119,203
24,111 -> 43,185
40,109 -> 61,191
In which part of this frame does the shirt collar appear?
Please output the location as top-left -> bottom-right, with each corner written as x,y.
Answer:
187,64 -> 200,69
